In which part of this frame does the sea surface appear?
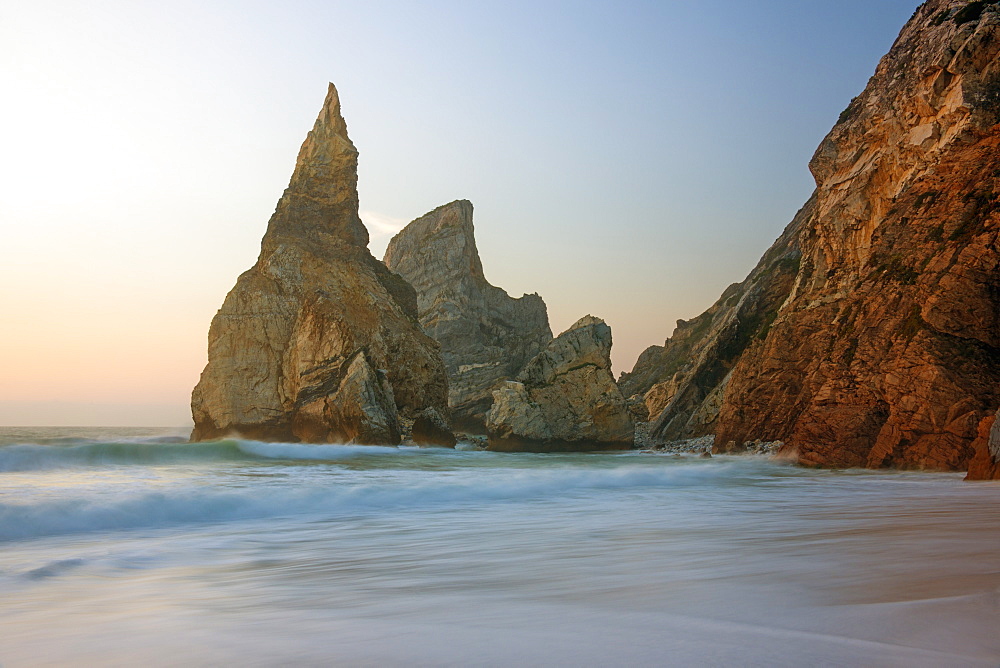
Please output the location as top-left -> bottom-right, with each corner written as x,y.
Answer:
1,426 -> 999,667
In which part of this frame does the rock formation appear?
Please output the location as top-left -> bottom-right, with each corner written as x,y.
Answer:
486,316 -> 634,451
384,200 -> 552,431
966,408 -> 1000,479
627,0 -> 1000,473
190,83 -> 450,445
618,201 -> 808,443
411,407 -> 458,447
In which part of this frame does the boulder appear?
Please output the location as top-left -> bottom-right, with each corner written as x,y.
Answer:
486,316 -> 634,451
411,407 -> 458,447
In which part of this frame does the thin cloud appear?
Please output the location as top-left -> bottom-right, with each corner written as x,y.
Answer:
360,210 -> 407,237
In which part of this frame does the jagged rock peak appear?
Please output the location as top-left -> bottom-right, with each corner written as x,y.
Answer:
384,199 -> 484,280
190,84 -> 450,444
264,82 -> 369,248
384,200 -> 552,432
567,314 -> 606,332
520,316 -> 614,387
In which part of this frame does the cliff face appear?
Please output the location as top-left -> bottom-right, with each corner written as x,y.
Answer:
191,84 -> 449,443
627,1 -> 1000,473
719,0 -> 1000,471
383,200 -> 552,431
486,316 -> 634,451
618,200 -> 808,442
621,0 -> 1000,477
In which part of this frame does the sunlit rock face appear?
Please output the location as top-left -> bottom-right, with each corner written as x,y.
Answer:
630,1 -> 1000,471
191,83 -> 449,444
384,200 -> 552,432
486,316 -> 634,451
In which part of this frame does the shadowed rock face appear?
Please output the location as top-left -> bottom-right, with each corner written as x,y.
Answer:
190,84 -> 449,444
384,200 -> 552,432
628,1 -> 1000,472
486,316 -> 634,452
618,201 -> 808,443
966,408 -> 1000,480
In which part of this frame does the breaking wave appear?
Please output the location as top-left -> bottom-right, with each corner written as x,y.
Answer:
0,438 -> 420,471
0,463 -> 734,541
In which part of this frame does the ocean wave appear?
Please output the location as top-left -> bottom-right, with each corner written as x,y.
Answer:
0,464 -> 733,541
0,438 -> 411,471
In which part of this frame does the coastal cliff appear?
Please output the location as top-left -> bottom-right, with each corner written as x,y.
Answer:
627,0 -> 1000,473
190,84 -> 449,444
618,200 -> 808,443
384,200 -> 552,431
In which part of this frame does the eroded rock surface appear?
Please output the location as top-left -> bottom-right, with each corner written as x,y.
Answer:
191,84 -> 449,444
966,408 -> 1000,479
618,203 -> 807,444
629,2 -> 1000,471
293,351 -> 400,445
384,200 -> 552,431
486,316 -> 634,451
718,0 -> 1000,471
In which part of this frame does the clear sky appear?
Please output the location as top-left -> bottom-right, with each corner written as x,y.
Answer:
0,0 -> 919,426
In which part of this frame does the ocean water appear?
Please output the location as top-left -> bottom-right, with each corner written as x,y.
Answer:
1,427 -> 999,667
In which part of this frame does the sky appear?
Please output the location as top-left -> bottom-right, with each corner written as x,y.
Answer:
0,0 -> 920,427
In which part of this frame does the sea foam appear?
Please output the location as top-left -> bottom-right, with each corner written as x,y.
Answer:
0,462 -> 735,541
0,438 -> 413,472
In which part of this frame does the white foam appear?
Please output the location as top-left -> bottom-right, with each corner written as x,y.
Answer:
0,463 -> 736,541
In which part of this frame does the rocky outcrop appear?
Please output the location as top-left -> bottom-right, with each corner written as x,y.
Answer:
293,351 -> 400,444
631,1 -> 1000,470
411,408 -> 458,447
384,200 -> 552,432
716,0 -> 1000,470
618,201 -> 808,444
486,316 -> 634,451
966,408 -> 1000,479
190,83 -> 450,444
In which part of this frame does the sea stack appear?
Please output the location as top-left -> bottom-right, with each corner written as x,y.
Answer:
625,0 -> 1000,473
384,200 -> 552,431
190,83 -> 450,444
486,316 -> 634,452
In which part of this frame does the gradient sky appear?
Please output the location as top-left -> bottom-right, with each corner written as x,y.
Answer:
1,0 -> 919,426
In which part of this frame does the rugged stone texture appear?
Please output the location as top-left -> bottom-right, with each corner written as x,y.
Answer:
486,316 -> 634,451
384,200 -> 552,432
191,83 -> 449,443
713,1 -> 1000,470
966,409 -> 1000,479
618,202 -> 808,444
625,1 -> 1000,471
293,351 -> 400,445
